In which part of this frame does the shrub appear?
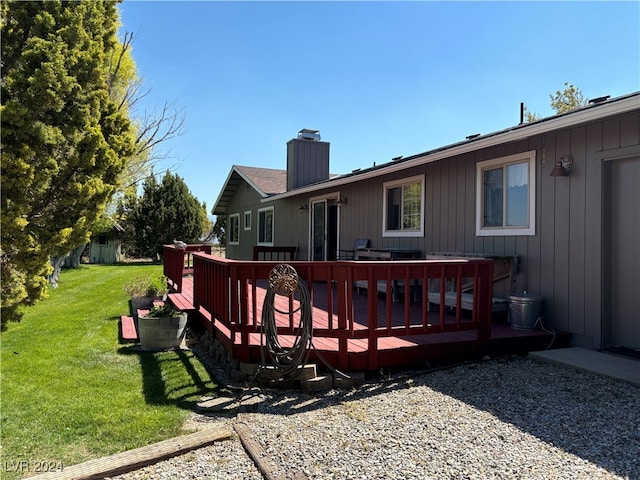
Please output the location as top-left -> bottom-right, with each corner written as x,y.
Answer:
124,274 -> 168,298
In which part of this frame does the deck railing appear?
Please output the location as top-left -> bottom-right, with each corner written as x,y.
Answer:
191,253 -> 494,370
163,244 -> 212,292
252,245 -> 297,261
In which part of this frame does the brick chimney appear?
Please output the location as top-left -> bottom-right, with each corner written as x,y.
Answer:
286,129 -> 330,191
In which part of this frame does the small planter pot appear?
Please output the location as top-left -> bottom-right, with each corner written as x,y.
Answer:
131,295 -> 156,312
138,312 -> 188,351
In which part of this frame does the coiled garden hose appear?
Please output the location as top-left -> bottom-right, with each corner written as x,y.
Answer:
260,264 -> 313,380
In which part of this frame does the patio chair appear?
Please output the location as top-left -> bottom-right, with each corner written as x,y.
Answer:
336,238 -> 370,260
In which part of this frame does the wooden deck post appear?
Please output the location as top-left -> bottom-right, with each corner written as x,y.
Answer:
366,265 -> 379,371
334,264 -> 350,371
476,261 -> 493,354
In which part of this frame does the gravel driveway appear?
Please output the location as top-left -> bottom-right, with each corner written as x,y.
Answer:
110,356 -> 639,480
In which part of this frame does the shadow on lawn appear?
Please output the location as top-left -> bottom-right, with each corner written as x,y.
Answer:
118,346 -> 221,409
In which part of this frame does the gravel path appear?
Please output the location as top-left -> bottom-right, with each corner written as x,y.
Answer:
110,357 -> 640,480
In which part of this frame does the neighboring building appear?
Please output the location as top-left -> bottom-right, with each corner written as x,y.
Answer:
212,93 -> 640,353
88,224 -> 124,264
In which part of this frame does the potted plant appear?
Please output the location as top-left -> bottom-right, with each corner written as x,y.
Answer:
137,303 -> 188,351
124,274 -> 169,312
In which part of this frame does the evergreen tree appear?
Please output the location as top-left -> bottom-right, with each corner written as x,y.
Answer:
524,83 -> 588,122
1,1 -> 135,326
126,172 -> 208,259
549,82 -> 587,114
210,215 -> 226,247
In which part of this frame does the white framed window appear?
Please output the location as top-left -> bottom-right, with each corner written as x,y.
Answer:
228,213 -> 240,245
476,150 -> 536,236
257,206 -> 274,245
244,211 -> 252,230
382,174 -> 425,237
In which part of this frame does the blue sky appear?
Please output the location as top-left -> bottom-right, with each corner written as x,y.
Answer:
118,1 -> 640,214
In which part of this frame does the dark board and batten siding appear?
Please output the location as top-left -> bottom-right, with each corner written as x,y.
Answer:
224,184 -> 262,260
286,139 -> 330,191
273,200 -> 309,258
225,182 -> 310,261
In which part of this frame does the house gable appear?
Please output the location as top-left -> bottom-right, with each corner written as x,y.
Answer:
212,165 -> 286,215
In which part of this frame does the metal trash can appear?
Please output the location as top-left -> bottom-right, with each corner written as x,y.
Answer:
508,294 -> 544,329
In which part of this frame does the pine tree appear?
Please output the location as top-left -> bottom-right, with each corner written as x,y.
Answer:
549,83 -> 587,114
524,83 -> 588,122
126,172 -> 208,259
1,1 -> 135,327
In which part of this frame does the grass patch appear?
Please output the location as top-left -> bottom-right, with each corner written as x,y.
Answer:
1,264 -> 218,479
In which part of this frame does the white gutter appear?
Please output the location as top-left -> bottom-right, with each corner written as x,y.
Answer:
265,92 -> 640,202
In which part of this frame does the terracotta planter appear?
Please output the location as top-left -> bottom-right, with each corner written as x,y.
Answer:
138,312 -> 188,351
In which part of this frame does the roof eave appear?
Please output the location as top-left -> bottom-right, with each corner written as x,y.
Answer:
212,165 -> 273,215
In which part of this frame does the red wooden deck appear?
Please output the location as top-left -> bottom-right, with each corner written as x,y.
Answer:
166,271 -> 562,372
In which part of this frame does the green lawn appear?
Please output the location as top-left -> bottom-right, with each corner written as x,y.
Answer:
1,264 -> 218,479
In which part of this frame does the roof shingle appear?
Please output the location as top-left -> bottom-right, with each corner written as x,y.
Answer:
235,165 -> 286,195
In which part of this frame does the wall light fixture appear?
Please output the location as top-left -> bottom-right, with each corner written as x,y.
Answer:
550,155 -> 574,177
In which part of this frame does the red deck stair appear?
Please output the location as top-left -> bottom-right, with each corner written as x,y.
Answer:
120,315 -> 138,342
